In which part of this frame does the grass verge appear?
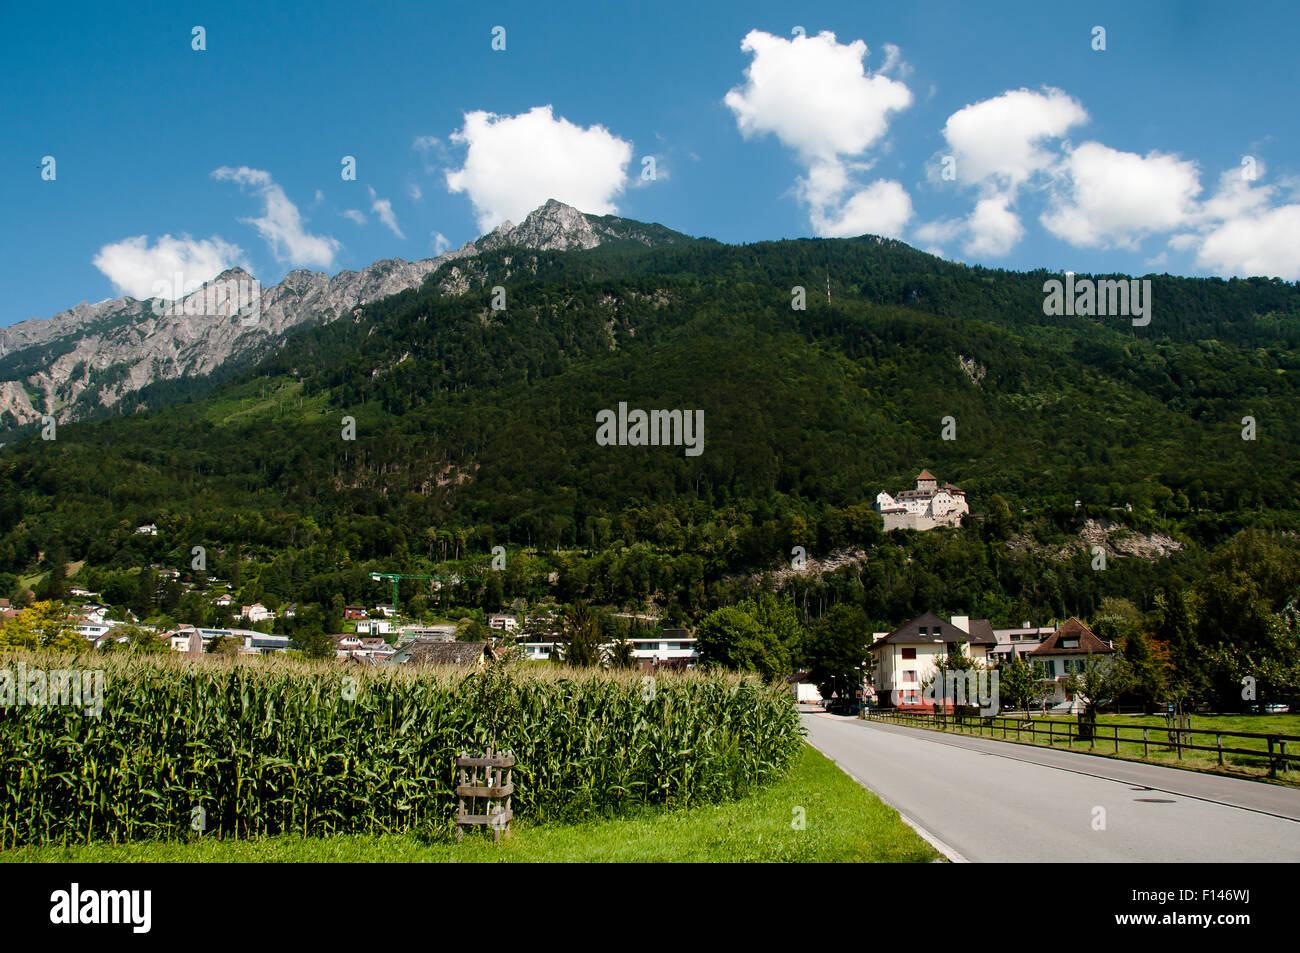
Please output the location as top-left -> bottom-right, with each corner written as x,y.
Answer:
1,743 -> 938,863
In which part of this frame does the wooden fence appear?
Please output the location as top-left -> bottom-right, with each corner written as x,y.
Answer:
862,709 -> 1300,779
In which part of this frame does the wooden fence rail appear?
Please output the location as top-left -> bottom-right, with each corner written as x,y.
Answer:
861,709 -> 1300,778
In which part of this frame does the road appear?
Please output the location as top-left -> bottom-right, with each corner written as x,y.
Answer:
802,711 -> 1300,862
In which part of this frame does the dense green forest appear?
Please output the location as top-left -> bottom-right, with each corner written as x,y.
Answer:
2,228 -> 1299,703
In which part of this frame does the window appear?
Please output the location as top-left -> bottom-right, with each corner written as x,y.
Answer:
901,647 -> 916,660
1061,638 -> 1080,649
902,670 -> 917,683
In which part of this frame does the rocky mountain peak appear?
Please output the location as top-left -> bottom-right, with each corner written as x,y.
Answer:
0,200 -> 690,438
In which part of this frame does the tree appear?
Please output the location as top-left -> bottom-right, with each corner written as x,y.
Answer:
208,635 -> 241,657
131,568 -> 156,619
36,548 -> 67,602
290,625 -> 336,660
455,616 -> 491,642
1066,654 -> 1131,730
997,655 -> 1036,712
695,605 -> 788,679
804,605 -> 872,702
737,593 -> 804,669
0,600 -> 83,650
559,600 -> 601,667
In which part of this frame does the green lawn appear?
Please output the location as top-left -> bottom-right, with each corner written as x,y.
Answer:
1,743 -> 939,863
869,710 -> 1300,785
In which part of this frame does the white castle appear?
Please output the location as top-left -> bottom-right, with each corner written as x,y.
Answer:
874,470 -> 969,531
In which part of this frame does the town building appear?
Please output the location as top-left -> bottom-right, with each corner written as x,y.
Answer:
869,613 -> 996,708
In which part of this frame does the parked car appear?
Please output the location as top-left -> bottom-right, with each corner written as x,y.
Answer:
1247,702 -> 1293,714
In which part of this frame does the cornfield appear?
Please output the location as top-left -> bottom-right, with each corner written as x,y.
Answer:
0,651 -> 803,847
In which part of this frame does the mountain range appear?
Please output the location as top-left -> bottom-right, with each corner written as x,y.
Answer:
2,200 -> 1299,629
0,200 -> 690,439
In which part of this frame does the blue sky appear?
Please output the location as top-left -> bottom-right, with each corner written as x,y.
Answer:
4,0 -> 1298,326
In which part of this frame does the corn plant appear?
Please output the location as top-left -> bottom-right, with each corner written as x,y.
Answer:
0,651 -> 802,847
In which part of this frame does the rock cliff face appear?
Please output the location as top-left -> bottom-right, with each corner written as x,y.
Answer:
0,200 -> 682,435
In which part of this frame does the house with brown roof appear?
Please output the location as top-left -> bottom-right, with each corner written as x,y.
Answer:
1027,618 -> 1116,712
869,612 -> 996,709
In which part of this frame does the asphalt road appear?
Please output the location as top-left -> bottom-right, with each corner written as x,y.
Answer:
802,711 -> 1300,862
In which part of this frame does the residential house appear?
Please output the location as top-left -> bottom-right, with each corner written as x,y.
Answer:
487,613 -> 520,632
240,603 -> 274,623
359,637 -> 396,659
989,623 -> 1057,664
330,633 -> 366,658
627,628 -> 698,670
869,613 -> 996,709
391,640 -> 496,667
344,605 -> 367,620
1027,618 -> 1116,713
397,624 -> 456,642
135,524 -> 158,536
355,618 -> 392,636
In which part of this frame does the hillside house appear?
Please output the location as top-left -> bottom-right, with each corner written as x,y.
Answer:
870,612 -> 996,709
240,603 -> 274,623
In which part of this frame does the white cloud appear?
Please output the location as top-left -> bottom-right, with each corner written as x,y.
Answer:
941,88 -> 1087,191
211,166 -> 341,268
1194,203 -> 1300,279
92,234 -> 247,299
964,194 -> 1025,256
341,209 -> 367,225
1173,170 -> 1300,279
1040,142 -> 1201,249
367,186 -> 405,239
408,183 -> 423,201
445,105 -> 633,231
431,232 -> 451,255
810,180 -> 913,238
724,29 -> 913,237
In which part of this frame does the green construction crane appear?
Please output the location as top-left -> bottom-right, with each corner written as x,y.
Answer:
369,570 -> 485,617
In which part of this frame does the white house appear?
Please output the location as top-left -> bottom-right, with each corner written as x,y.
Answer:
356,618 -> 392,636
989,623 -> 1056,664
869,613 -> 995,709
626,628 -> 698,668
487,613 -> 520,632
135,524 -> 158,536
241,603 -> 274,623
